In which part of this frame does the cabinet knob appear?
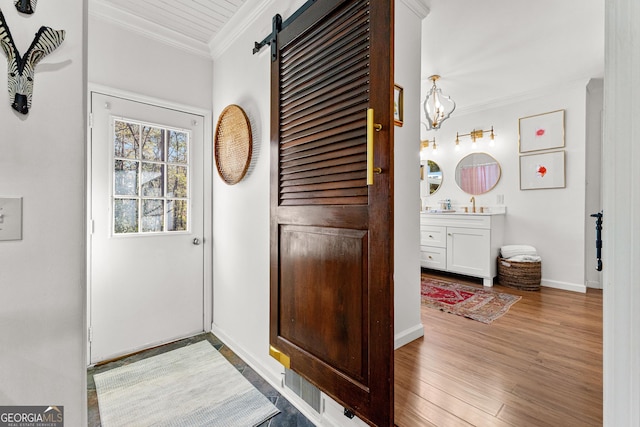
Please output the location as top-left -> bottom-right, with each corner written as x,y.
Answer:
448,233 -> 452,236
428,235 -> 433,238
428,256 -> 433,259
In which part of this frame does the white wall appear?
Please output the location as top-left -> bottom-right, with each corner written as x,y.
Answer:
421,81 -> 589,292
585,78 -> 603,288
393,2 -> 424,348
0,1 -> 86,425
210,0 -> 297,399
88,16 -> 213,110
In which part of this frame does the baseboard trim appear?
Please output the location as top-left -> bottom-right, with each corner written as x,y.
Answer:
394,323 -> 424,349
541,278 -> 587,293
210,324 -> 325,425
586,280 -> 603,289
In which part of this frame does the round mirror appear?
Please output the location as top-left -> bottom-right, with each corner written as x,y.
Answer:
423,160 -> 442,195
455,153 -> 501,195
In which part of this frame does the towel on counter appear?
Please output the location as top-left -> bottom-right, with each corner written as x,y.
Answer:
505,254 -> 542,263
501,244 -> 538,259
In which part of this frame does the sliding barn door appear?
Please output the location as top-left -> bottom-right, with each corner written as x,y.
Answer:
269,0 -> 394,426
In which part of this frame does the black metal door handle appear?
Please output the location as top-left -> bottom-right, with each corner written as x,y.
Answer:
590,211 -> 603,271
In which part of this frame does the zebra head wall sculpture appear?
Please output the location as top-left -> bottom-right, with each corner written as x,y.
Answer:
0,9 -> 65,115
14,0 -> 38,14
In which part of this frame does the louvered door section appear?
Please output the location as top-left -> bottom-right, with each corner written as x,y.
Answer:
270,0 -> 394,426
278,0 -> 370,206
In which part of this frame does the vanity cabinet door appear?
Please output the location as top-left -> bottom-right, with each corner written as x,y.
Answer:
446,227 -> 490,277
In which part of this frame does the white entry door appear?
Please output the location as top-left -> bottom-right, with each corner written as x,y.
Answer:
89,92 -> 205,364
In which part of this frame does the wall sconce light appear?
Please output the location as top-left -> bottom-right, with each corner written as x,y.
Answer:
421,137 -> 437,151
420,138 -> 436,159
455,127 -> 495,149
423,75 -> 456,130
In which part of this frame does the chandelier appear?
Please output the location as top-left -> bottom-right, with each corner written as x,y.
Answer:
423,75 -> 456,130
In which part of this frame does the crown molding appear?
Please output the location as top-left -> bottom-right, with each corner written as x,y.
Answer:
209,0 -> 278,60
210,0 -> 428,59
89,0 -> 430,61
89,0 -> 212,59
452,77 -> 593,117
400,0 -> 430,19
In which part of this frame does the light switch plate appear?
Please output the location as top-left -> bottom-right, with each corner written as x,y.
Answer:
0,197 -> 23,241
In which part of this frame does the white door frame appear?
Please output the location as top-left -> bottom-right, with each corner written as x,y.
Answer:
86,83 -> 213,364
603,1 -> 640,424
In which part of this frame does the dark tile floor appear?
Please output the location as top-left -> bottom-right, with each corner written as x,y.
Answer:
87,333 -> 315,426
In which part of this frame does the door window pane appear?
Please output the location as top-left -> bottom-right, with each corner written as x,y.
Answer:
142,199 -> 164,232
112,118 -> 190,235
167,200 -> 187,232
142,126 -> 164,161
141,163 -> 164,197
114,121 -> 139,159
168,130 -> 188,164
167,165 -> 188,198
114,160 -> 138,196
114,198 -> 139,233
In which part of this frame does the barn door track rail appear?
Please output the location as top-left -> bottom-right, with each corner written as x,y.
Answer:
252,0 -> 317,61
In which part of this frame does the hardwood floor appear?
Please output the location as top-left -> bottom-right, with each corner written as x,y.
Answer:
394,271 -> 603,426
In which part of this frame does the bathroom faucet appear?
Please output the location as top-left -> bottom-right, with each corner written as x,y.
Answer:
470,196 -> 476,213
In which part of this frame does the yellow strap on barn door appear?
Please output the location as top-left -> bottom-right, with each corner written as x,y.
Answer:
269,345 -> 291,369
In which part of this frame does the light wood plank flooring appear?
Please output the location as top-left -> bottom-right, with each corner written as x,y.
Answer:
395,271 -> 602,426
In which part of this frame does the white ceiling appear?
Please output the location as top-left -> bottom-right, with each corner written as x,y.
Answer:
421,0 -> 605,113
91,0 -> 605,112
97,0 -> 246,45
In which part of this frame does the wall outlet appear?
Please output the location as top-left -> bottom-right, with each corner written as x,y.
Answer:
0,197 -> 23,241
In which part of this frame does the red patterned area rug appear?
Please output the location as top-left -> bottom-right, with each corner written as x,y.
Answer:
421,277 -> 521,324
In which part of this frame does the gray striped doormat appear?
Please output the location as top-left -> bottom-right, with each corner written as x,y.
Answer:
94,340 -> 279,426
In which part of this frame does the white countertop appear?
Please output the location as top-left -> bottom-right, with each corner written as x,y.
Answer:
421,208 -> 506,216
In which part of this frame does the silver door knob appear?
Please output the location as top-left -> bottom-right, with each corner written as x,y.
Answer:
193,238 -> 201,245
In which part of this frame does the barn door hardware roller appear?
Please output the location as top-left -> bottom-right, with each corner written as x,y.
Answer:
252,0 -> 317,61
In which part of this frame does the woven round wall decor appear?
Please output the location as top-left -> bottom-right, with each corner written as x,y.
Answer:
214,104 -> 253,185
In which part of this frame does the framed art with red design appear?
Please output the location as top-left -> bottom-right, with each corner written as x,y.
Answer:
518,109 -> 565,153
520,150 -> 565,190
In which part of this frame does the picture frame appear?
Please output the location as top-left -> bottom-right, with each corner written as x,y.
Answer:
394,84 -> 403,127
520,150 -> 565,190
518,109 -> 565,153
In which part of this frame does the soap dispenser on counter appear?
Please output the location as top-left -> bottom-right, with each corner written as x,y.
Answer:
438,199 -> 452,211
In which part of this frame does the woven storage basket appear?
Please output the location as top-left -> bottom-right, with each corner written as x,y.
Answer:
497,257 -> 541,291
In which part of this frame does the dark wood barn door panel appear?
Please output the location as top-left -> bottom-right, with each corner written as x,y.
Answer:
269,0 -> 394,426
